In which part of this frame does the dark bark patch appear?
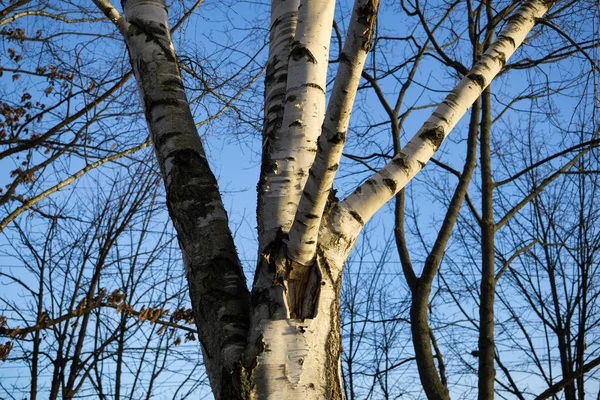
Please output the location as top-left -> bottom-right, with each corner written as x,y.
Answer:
164,149 -> 218,222
162,77 -> 183,89
144,98 -> 182,117
305,214 -> 319,219
417,160 -> 426,169
286,95 -> 297,102
328,130 -> 346,144
392,155 -> 409,170
498,34 -> 516,48
290,41 -> 317,63
491,52 -> 507,67
264,59 -> 277,85
100,5 -> 116,19
267,104 -> 284,116
507,13 -> 528,27
302,190 -> 313,201
432,112 -> 448,124
324,278 -> 343,399
383,178 -> 397,193
349,210 -> 364,225
289,120 -> 302,128
327,163 -> 339,172
467,73 -> 486,89
419,126 -> 445,150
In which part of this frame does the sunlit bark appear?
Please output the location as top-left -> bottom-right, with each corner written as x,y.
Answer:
91,0 -> 559,398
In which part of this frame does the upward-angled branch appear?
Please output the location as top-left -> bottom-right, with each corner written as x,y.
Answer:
496,146 -> 594,230
534,355 -> 600,400
339,0 -> 557,229
0,140 -> 151,233
287,0 -> 380,266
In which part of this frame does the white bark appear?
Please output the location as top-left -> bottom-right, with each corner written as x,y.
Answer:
251,273 -> 342,399
258,0 -> 301,252
93,0 -> 560,398
287,0 -> 380,266
339,0 -> 553,228
261,0 -> 335,238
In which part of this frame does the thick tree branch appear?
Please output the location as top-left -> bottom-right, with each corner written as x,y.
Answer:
287,0 -> 380,266
339,0 -> 558,230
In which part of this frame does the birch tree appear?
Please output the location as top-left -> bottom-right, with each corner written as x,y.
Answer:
81,0 -> 575,398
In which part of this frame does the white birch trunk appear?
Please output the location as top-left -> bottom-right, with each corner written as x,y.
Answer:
258,0 -> 301,252
261,0 -> 335,237
339,0 -> 554,228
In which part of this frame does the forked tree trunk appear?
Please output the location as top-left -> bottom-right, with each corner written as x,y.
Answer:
92,0 -> 558,398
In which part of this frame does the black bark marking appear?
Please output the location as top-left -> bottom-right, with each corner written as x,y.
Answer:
162,77 -> 183,89
302,190 -> 313,202
289,120 -> 302,128
302,82 -> 325,94
267,104 -> 284,115
419,126 -> 445,150
417,160 -> 426,169
498,34 -> 516,48
264,58 -> 278,85
290,41 -> 317,63
328,130 -> 346,144
383,178 -> 397,193
164,149 -> 219,223
100,5 -> 116,19
432,113 -> 448,124
349,210 -> 364,225
467,73 -> 486,89
128,19 -> 175,62
327,163 -> 339,172
305,214 -> 319,219
507,13 -> 528,27
392,155 -> 409,170
489,52 -> 507,67
144,98 -> 182,117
